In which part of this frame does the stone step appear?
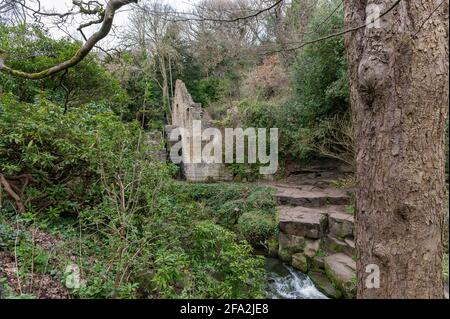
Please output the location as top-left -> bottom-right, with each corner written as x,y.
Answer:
328,208 -> 354,238
324,253 -> 356,299
275,186 -> 349,207
323,235 -> 355,257
274,176 -> 338,188
278,206 -> 328,239
286,161 -> 352,175
272,183 -> 331,191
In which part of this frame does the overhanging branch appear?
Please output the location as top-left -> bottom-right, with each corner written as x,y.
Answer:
0,0 -> 137,80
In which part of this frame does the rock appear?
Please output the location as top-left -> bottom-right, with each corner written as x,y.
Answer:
278,232 -> 305,262
278,206 -> 328,239
304,251 -> 326,271
309,271 -> 342,299
324,235 -> 355,257
275,187 -> 349,207
278,248 -> 292,263
324,253 -> 356,299
292,253 -> 308,273
304,239 -> 321,258
344,238 -> 355,250
328,208 -> 354,239
311,255 -> 326,270
303,239 -> 322,270
265,258 -> 290,277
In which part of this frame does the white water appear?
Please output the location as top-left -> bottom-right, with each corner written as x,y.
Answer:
266,258 -> 327,299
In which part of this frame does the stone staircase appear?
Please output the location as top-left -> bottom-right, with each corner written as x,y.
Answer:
269,171 -> 357,298
145,131 -> 167,161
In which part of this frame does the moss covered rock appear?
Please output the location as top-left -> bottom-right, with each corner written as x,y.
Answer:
309,271 -> 342,299
278,233 -> 305,262
292,253 -> 308,273
324,253 -> 356,299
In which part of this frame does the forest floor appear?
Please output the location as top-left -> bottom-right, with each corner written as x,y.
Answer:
0,223 -> 70,299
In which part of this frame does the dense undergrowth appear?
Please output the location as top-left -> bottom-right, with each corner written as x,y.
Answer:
177,183 -> 278,247
0,95 -> 278,298
0,181 -> 275,299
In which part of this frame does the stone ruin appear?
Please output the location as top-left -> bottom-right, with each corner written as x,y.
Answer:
165,80 -> 232,182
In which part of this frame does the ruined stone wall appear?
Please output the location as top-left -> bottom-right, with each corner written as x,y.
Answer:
167,80 -> 232,182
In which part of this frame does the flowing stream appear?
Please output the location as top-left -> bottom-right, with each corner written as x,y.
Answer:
265,258 -> 327,299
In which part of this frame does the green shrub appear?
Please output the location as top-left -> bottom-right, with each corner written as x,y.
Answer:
187,221 -> 266,298
0,94 -> 141,216
176,183 -> 277,247
0,222 -> 23,249
44,161 -> 270,299
291,0 -> 352,163
236,212 -> 277,247
214,199 -> 246,227
294,1 -> 348,122
0,24 -> 128,111
246,187 -> 276,210
237,99 -> 308,167
227,162 -> 262,182
192,77 -> 232,107
234,0 -> 352,166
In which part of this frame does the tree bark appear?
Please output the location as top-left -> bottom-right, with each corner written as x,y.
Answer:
343,0 -> 449,298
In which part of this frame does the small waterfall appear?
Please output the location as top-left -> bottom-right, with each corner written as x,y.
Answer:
265,258 -> 327,299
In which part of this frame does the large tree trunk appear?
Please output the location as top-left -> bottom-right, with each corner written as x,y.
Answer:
343,0 -> 449,298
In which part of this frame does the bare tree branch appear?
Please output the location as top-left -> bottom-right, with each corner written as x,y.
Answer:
0,0 -> 138,80
0,173 -> 25,214
263,0 -> 402,54
139,0 -> 284,23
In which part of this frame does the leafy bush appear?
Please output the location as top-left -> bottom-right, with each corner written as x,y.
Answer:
177,182 -> 277,247
187,221 -> 266,298
0,222 -> 23,249
0,120 -> 269,300
291,0 -> 352,163
66,179 -> 269,298
235,0 -> 352,166
0,24 -> 128,111
294,1 -> 348,122
227,162 -> 262,182
192,77 -> 232,107
237,99 -> 309,167
0,94 -> 140,216
236,212 -> 277,246
28,148 -> 269,299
